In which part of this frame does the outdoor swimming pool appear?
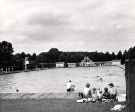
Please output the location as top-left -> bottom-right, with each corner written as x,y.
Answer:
0,66 -> 125,93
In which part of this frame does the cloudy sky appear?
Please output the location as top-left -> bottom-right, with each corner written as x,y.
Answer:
0,0 -> 135,54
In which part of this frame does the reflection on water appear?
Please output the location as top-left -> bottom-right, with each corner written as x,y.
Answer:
0,66 -> 125,93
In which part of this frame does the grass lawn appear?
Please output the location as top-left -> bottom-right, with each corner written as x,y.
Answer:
0,98 -> 127,112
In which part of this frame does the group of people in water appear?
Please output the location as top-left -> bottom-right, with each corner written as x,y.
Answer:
66,80 -> 117,103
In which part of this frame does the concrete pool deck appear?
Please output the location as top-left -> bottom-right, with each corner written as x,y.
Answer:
0,90 -> 126,100
0,92 -> 79,99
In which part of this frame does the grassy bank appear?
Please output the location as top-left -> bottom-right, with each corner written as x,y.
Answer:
0,98 -> 127,112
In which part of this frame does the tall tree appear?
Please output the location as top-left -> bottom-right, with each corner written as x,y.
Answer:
117,50 -> 123,60
73,52 -> 84,63
47,48 -> 61,63
104,51 -> 111,61
31,53 -> 37,61
0,41 -> 14,67
59,52 -> 69,62
122,50 -> 128,64
12,53 -> 21,66
111,52 -> 116,60
20,52 -> 26,61
92,51 -> 99,61
36,53 -> 47,63
128,46 -> 135,59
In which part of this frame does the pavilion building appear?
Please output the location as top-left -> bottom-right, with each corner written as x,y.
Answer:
80,56 -> 121,67
80,56 -> 96,67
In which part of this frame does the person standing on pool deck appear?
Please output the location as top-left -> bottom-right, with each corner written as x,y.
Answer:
66,80 -> 75,92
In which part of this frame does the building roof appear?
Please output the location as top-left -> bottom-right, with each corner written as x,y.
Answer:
56,62 -> 65,64
81,56 -> 94,63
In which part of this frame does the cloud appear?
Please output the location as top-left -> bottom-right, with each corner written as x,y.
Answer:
28,9 -> 70,26
1,6 -> 73,43
0,0 -> 135,53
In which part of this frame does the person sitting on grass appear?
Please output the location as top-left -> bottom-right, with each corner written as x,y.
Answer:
79,83 -> 92,99
91,88 -> 98,102
108,83 -> 117,102
102,87 -> 110,102
66,80 -> 75,92
83,83 -> 92,98
97,90 -> 103,102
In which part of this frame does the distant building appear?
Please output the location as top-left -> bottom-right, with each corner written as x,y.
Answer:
80,56 -> 121,67
56,62 -> 65,68
67,63 -> 76,67
112,60 -> 121,66
80,56 -> 96,67
94,60 -> 121,66
94,61 -> 112,66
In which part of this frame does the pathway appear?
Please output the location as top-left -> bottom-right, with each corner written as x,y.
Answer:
0,92 -> 78,99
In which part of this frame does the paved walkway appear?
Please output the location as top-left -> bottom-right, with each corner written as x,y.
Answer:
0,92 -> 78,99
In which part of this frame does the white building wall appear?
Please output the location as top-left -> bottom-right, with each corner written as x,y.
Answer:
67,63 -> 76,67
56,62 -> 65,68
112,60 -> 121,66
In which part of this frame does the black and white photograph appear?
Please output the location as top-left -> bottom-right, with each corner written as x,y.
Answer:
0,0 -> 135,112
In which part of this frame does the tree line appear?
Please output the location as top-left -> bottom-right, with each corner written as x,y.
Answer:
0,41 -> 135,70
